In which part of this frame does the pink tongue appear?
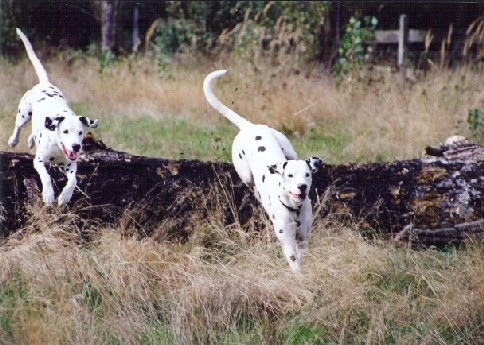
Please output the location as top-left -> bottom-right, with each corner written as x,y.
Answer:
66,149 -> 77,160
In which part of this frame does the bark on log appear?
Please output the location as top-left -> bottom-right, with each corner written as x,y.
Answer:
1,137 -> 483,246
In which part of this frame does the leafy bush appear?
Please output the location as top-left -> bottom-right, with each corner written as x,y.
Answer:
218,2 -> 330,67
333,15 -> 378,85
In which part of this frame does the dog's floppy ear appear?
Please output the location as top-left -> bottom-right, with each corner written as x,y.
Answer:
306,156 -> 324,173
268,161 -> 287,175
44,116 -> 65,131
79,116 -> 99,128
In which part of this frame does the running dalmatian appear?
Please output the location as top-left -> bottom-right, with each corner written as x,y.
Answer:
203,69 -> 323,271
8,28 -> 99,206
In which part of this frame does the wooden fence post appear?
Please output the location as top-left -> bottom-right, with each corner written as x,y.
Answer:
398,14 -> 409,68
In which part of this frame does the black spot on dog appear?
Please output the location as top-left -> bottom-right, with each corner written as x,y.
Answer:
67,163 -> 71,167
278,182 -> 281,186
21,115 -> 24,118
272,214 -> 275,220
239,153 -> 242,159
65,168 -> 69,172
258,146 -> 266,152
290,255 -> 296,262
28,112 -> 32,116
279,229 -> 283,233
282,162 -> 287,169
262,175 -> 265,183
255,135 -> 262,140
18,109 -> 20,113
37,97 -> 45,102
242,150 -> 245,155
39,133 -> 42,138
49,157 -> 55,161
297,221 -> 301,227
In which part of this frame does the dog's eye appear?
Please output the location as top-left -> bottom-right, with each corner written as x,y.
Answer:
63,130 -> 68,134
288,174 -> 293,178
79,131 -> 83,136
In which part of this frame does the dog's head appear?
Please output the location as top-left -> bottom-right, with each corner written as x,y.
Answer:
268,156 -> 324,205
45,115 -> 98,161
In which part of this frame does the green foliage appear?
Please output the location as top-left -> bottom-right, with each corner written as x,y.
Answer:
220,1 -> 330,65
333,15 -> 378,85
98,49 -> 116,75
466,108 -> 484,143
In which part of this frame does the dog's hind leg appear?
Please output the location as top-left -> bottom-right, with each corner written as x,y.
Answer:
8,92 -> 32,147
231,133 -> 254,186
271,129 -> 298,160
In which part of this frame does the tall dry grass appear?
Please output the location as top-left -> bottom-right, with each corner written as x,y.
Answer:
1,204 -> 483,344
1,54 -> 483,162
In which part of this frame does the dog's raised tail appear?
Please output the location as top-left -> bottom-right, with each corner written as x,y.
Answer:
203,69 -> 251,130
16,28 -> 49,84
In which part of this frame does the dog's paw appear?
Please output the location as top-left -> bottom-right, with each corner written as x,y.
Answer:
58,190 -> 73,206
8,136 -> 18,147
27,135 -> 34,149
43,192 -> 55,206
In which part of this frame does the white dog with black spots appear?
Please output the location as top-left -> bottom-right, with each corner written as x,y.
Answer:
203,69 -> 323,271
8,28 -> 98,206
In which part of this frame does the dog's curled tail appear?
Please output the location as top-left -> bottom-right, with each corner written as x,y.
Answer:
16,28 -> 49,84
203,69 -> 252,130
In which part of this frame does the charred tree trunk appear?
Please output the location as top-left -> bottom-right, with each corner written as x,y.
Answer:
1,138 -> 482,246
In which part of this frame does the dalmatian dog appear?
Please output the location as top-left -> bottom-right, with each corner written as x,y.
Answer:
203,69 -> 323,271
8,28 -> 98,206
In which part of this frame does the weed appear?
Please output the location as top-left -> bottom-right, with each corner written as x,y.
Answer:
98,49 -> 116,75
467,108 -> 484,143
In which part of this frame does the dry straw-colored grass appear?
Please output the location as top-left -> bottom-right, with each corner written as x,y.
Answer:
1,54 -> 483,162
1,205 -> 483,344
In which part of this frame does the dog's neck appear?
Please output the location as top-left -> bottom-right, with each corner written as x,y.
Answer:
278,190 -> 304,216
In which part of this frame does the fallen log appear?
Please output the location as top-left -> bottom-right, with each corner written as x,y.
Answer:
1,137 -> 482,245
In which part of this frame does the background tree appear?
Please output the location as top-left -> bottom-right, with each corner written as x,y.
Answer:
100,0 -> 120,53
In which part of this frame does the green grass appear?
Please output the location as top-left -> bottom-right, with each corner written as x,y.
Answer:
96,115 -> 237,161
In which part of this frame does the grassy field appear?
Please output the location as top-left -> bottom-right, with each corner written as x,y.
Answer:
1,54 -> 484,344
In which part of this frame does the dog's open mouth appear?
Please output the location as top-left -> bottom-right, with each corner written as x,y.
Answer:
289,191 -> 306,202
61,144 -> 77,161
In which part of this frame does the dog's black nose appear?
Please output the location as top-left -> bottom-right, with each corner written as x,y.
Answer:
72,144 -> 81,152
298,183 -> 308,193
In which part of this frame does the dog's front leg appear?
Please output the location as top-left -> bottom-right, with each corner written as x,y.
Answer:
58,161 -> 77,206
273,217 -> 300,271
296,208 -> 313,264
33,156 -> 55,205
